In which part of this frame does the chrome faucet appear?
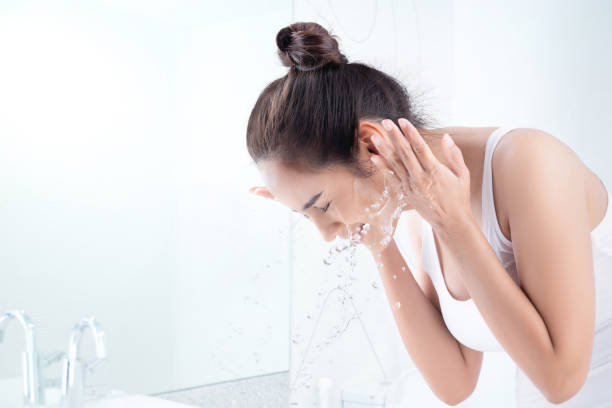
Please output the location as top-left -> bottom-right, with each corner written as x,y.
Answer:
0,310 -> 40,406
61,316 -> 107,408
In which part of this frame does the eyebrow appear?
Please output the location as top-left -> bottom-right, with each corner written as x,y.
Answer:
302,191 -> 324,211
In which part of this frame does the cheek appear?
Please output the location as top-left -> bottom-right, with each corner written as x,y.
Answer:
354,176 -> 385,208
332,197 -> 372,224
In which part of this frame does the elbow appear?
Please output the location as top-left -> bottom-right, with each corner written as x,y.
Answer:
542,360 -> 589,404
543,379 -> 584,405
438,382 -> 477,406
439,391 -> 471,406
440,395 -> 468,407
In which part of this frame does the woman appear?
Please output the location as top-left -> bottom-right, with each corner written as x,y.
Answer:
246,22 -> 612,407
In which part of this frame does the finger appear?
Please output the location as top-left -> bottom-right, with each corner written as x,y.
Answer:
371,154 -> 406,192
442,133 -> 469,179
381,118 -> 426,178
396,118 -> 438,173
371,135 -> 411,191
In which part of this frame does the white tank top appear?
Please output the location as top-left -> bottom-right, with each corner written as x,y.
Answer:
394,126 -> 612,405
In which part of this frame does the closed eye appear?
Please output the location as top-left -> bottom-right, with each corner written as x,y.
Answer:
291,200 -> 330,218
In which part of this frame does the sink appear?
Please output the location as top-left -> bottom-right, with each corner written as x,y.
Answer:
0,377 -> 197,408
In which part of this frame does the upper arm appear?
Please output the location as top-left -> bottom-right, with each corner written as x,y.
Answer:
496,129 -> 594,385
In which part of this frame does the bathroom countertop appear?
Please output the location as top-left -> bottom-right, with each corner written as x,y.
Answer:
154,371 -> 289,408
1,371 -> 289,408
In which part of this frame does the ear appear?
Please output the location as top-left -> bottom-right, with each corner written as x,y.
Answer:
357,120 -> 384,156
248,186 -> 275,200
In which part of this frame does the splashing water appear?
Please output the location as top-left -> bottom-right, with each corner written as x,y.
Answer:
350,163 -> 411,256
290,157 -> 413,405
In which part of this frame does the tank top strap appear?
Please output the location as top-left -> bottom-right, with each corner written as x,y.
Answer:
481,127 -> 517,249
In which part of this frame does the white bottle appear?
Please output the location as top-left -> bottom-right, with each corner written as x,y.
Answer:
318,377 -> 333,408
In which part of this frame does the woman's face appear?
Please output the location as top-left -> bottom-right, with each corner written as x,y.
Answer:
251,123 -> 413,243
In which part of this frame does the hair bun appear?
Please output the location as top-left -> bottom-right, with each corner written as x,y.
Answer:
276,22 -> 348,72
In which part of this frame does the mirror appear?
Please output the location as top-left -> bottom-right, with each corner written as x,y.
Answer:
0,0 -> 293,404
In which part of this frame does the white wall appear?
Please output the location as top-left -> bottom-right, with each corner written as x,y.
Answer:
290,0 -> 612,406
450,0 -> 612,184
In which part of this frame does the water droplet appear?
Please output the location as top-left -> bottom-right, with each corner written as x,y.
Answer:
371,281 -> 379,289
394,302 -> 401,309
393,274 -> 397,280
401,266 -> 406,271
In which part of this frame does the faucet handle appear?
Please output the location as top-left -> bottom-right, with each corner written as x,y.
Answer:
84,356 -> 107,375
40,350 -> 66,367
39,350 -> 67,401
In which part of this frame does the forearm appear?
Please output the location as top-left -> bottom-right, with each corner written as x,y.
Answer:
435,216 -> 561,396
374,238 -> 476,403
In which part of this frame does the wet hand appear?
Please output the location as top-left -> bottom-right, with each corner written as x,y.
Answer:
370,118 -> 473,231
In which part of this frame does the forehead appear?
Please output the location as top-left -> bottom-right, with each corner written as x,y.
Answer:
257,160 -> 345,210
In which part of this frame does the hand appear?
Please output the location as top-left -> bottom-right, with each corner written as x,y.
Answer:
371,118 -> 473,232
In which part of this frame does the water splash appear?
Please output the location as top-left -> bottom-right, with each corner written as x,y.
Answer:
290,156 -> 414,403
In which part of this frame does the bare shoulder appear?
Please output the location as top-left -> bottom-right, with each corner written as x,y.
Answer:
492,128 -> 596,235
493,128 -> 583,164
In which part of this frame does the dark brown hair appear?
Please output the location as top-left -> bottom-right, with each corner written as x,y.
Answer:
246,21 -> 434,178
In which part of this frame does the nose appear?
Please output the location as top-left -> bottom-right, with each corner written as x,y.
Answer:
310,216 -> 346,243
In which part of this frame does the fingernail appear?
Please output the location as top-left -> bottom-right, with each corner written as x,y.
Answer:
371,134 -> 380,145
382,119 -> 393,131
443,133 -> 454,147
